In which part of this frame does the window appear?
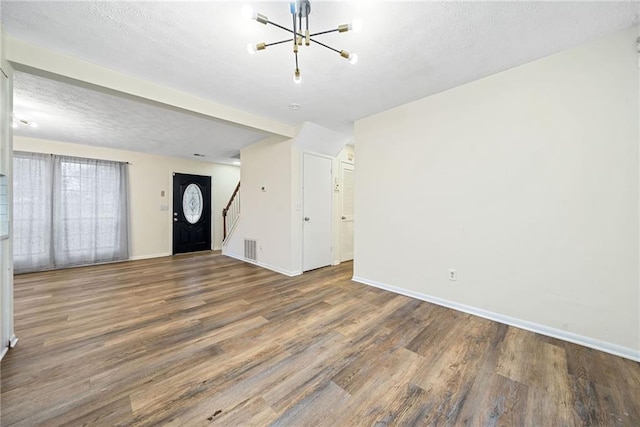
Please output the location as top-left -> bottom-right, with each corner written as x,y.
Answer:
13,152 -> 129,273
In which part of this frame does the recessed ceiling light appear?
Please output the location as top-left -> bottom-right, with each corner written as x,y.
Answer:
289,103 -> 301,110
12,116 -> 38,129
233,161 -> 241,165
193,153 -> 206,157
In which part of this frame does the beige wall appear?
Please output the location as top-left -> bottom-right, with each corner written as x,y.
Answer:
354,26 -> 640,359
223,136 -> 296,274
14,136 -> 240,258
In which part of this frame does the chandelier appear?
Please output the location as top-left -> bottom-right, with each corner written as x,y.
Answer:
243,0 -> 361,84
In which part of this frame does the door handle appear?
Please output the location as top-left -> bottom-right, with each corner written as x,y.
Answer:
341,216 -> 346,220
304,217 -> 310,221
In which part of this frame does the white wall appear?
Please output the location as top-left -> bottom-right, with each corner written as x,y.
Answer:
354,26 -> 640,359
14,136 -> 240,257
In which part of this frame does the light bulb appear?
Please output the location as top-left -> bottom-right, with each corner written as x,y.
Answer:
348,19 -> 363,33
241,5 -> 255,20
341,50 -> 358,64
293,69 -> 302,84
247,43 -> 258,55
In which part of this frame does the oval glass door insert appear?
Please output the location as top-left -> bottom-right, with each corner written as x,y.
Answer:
182,183 -> 203,224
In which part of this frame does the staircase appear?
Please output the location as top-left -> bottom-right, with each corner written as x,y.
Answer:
222,181 -> 240,243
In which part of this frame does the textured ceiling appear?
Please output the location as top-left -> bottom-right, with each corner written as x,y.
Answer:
2,1 -> 639,162
11,71 -> 267,164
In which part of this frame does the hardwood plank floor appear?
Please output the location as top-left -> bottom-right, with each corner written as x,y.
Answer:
1,252 -> 639,426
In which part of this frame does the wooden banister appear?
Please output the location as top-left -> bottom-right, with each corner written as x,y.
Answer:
223,181 -> 241,241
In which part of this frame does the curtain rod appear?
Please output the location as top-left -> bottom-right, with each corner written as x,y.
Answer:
14,151 -> 132,165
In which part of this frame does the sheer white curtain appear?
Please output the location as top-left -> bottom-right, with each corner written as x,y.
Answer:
53,156 -> 129,268
13,152 -> 129,273
13,152 -> 53,272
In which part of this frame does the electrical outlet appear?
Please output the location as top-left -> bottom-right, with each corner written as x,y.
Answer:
449,269 -> 457,281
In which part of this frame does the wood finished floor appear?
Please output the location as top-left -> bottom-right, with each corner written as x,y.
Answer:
1,252 -> 639,426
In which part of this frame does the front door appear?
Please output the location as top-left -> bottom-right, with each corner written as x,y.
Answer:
173,173 -> 211,254
303,153 -> 333,271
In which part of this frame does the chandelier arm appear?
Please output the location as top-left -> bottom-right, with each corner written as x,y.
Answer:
309,29 -> 339,37
265,38 -> 294,48
309,38 -> 341,54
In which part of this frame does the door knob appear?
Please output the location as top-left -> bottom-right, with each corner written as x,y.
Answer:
304,217 -> 310,221
173,218 -> 178,222
341,216 -> 346,219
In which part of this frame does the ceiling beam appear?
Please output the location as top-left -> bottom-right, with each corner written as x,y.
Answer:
6,37 -> 296,139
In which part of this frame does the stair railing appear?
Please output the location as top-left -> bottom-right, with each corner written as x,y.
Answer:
223,181 -> 240,242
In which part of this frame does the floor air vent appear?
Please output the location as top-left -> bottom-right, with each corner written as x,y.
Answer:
244,239 -> 257,261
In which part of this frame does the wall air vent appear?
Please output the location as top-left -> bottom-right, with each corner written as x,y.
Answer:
244,239 -> 257,261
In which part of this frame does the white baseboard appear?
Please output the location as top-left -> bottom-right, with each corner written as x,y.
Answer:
129,252 -> 172,261
352,276 -> 640,362
1,334 -> 19,361
223,250 -> 302,277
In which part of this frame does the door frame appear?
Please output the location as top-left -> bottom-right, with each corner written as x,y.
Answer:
339,161 -> 355,262
0,62 -> 15,358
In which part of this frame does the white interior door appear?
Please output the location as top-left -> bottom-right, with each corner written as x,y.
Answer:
340,162 -> 354,262
303,153 -> 332,272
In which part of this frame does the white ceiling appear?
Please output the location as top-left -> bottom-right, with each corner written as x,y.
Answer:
2,1 -> 639,163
